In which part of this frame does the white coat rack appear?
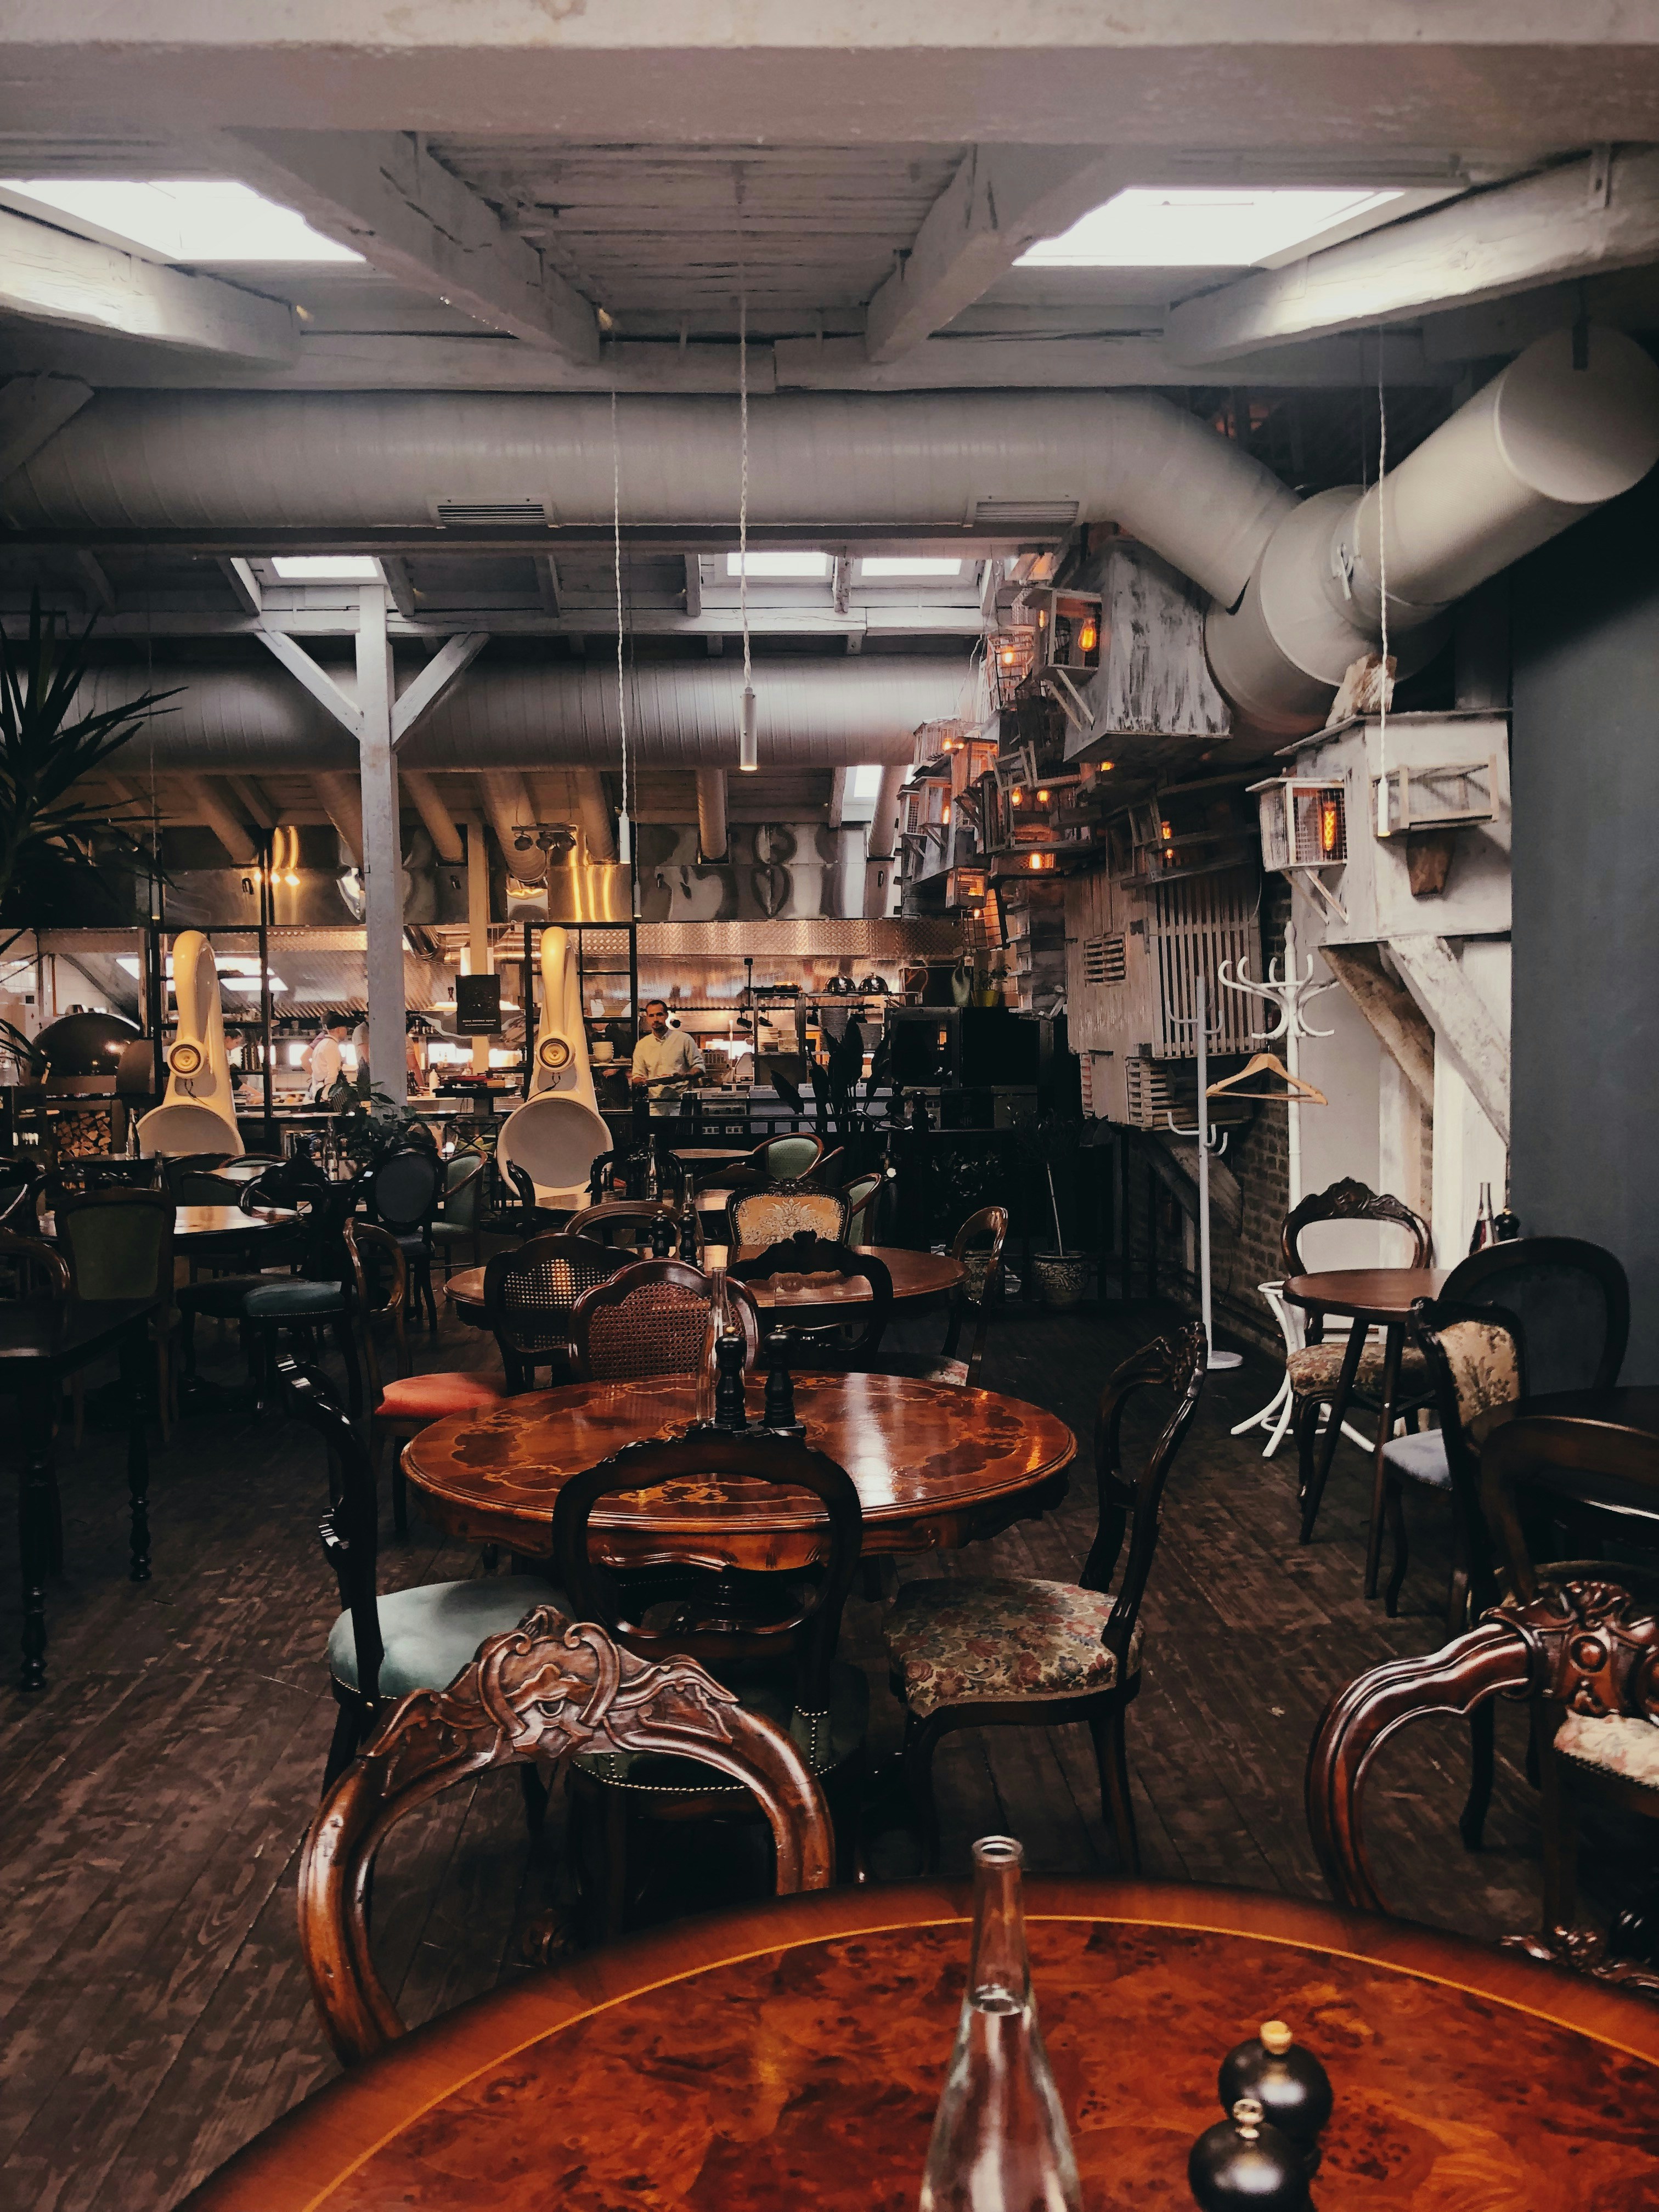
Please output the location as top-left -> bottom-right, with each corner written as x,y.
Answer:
1164,974 -> 1242,1374
1215,915 -> 1357,1455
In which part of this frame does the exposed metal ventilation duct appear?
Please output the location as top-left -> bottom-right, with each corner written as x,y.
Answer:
78,655 -> 970,772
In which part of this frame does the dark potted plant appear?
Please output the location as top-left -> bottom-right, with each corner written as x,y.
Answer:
1022,1107 -> 1090,1309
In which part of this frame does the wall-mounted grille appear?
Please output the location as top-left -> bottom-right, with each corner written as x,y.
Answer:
973,497 -> 1080,529
433,499 -> 551,527
1149,872 -> 1262,1059
1124,1057 -> 1186,1130
1084,934 -> 1127,986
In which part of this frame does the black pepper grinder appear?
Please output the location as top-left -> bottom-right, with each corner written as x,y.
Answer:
1188,2098 -> 1309,2211
761,1327 -> 804,1436
678,1204 -> 700,1265
1217,2021 -> 1333,2182
713,1328 -> 749,1432
650,1210 -> 675,1259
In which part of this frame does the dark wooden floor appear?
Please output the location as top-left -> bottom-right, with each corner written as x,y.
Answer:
0,1285 -> 1561,2210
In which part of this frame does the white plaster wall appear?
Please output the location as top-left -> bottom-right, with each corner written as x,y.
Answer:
1290,884 -> 1393,1271
1430,935 -> 1510,1263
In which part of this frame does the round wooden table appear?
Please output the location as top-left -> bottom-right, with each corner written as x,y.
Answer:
179,1877 -> 1659,2210
1477,1385 -> 1659,1441
1283,1267 -> 1448,1595
400,1369 -> 1073,1566
443,1245 -> 963,1329
40,1203 -> 297,1249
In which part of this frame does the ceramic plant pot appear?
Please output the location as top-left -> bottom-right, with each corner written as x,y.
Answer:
1030,1252 -> 1088,1309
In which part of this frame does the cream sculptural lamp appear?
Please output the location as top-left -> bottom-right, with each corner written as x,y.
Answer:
136,929 -> 246,1158
494,926 -> 611,1206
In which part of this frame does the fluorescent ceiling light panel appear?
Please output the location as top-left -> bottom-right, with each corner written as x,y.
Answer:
271,556 -> 382,581
726,552 -> 830,579
1016,187 -> 1402,268
860,558 -> 963,578
0,179 -> 362,263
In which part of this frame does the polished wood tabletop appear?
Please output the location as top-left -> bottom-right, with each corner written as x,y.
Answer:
181,1877 -> 1659,2211
401,1369 -> 1073,1565
40,1204 -> 297,1245
1283,1267 -> 1448,1323
443,1244 -> 962,1322
1477,1385 -> 1659,1440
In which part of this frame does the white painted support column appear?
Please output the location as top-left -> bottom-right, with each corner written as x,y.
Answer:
836,826 -> 867,918
464,816 -> 491,1077
357,584 -> 406,1107
864,762 -> 909,917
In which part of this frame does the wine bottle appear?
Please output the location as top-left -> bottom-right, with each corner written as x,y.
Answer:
1493,1164 -> 1520,1243
919,1836 -> 1081,2212
1468,1180 -> 1496,1257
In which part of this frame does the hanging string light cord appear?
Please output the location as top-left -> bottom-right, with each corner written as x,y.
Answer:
1376,332 -> 1390,795
739,287 -> 751,699
611,389 -> 630,856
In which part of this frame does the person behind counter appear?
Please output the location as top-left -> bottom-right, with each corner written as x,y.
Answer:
629,998 -> 703,1116
307,1013 -> 353,1102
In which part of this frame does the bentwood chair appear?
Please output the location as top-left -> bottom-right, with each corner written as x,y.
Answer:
54,1190 -> 179,1442
884,1323 -> 1207,1875
567,1199 -> 682,1255
483,1232 -> 633,1390
556,1428 -> 861,1935
743,1133 -> 822,1182
240,1183 -> 365,1420
342,1222 -> 512,1537
569,1259 -> 760,1383
1307,1578 -> 1659,1995
726,1234 -> 893,1369
842,1170 -> 885,1246
365,1147 -> 442,1330
283,1361 -> 563,1801
427,1152 -> 488,1279
730,1180 -> 849,1249
298,1594 -> 833,2061
1283,1178 -> 1434,1534
881,1205 -> 1009,1389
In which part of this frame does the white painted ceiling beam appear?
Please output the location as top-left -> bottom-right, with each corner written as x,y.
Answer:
20,606 -> 985,640
865,146 -> 1128,362
1167,146 -> 1659,364
218,556 -> 262,615
74,548 -> 117,614
194,777 -> 259,867
0,205 -> 298,363
255,627 -> 362,735
227,130 -> 602,363
391,631 -> 489,745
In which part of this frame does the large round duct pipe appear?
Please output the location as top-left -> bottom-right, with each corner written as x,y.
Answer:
1206,328 -> 1659,732
77,654 -> 969,772
3,389 -> 1295,611
695,769 -> 728,862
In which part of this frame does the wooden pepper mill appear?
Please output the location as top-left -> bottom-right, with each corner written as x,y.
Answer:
713,1328 -> 749,1432
1217,2021 -> 1332,2180
761,1328 -> 805,1435
1188,2098 -> 1308,2211
650,1210 -> 675,1259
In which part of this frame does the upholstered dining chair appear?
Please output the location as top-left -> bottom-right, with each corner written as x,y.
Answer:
730,1180 -> 850,1250
283,1359 -> 565,1801
298,1595 -> 833,2061
342,1222 -> 513,1537
1307,1578 -> 1659,1996
743,1132 -> 822,1181
726,1234 -> 893,1369
881,1205 -> 1008,1389
427,1152 -> 488,1279
569,1259 -> 760,1383
1283,1178 -> 1434,1533
54,1190 -> 179,1442
483,1231 -> 633,1390
841,1169 -> 884,1246
555,1427 -> 861,1935
884,1323 -> 1207,1875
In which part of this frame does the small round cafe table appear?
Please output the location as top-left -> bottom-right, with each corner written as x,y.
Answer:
39,1203 -> 298,1251
400,1369 -> 1071,1567
1283,1266 -> 1447,1595
442,1245 -> 963,1331
179,1877 -> 1659,2210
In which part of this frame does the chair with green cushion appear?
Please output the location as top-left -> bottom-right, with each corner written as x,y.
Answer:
744,1133 -> 822,1182
842,1170 -> 885,1246
427,1153 -> 487,1280
558,1426 -> 865,1935
240,1183 -> 364,1418
283,1360 -> 564,1792
54,1190 -> 179,1442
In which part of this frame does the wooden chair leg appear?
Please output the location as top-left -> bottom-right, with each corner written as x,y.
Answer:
154,1338 -> 172,1445
901,1711 -> 947,1876
1538,1703 -> 1579,1930
332,1317 -> 363,1424
321,1695 -> 365,1795
1460,1701 -> 1496,1852
72,1375 -> 85,1452
1088,1698 -> 1141,1876
1294,1396 -> 1321,1535
603,1786 -> 631,1940
1383,1476 -> 1410,1617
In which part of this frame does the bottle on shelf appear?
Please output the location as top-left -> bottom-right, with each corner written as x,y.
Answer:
1493,1164 -> 1520,1243
919,1836 -> 1081,2212
1468,1180 -> 1496,1257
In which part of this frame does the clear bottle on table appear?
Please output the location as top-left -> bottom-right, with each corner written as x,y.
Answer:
1468,1181 -> 1496,1256
919,1836 -> 1081,2212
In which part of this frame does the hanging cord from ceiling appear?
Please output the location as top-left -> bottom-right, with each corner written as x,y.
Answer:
610,390 -> 633,895
1375,329 -> 1390,795
736,168 -> 757,772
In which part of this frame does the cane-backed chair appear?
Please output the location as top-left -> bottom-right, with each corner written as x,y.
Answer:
569,1259 -> 760,1383
726,1234 -> 893,1369
299,1596 -> 834,2060
483,1232 -> 633,1390
881,1205 -> 1008,1389
1308,1578 -> 1659,1996
730,1179 -> 849,1250
884,1323 -> 1207,1875
555,1428 -> 861,1935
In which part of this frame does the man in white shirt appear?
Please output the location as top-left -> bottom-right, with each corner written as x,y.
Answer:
630,1000 -> 703,1116
308,1013 -> 352,1101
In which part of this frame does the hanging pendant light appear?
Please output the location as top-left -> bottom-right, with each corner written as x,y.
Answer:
740,684 -> 758,773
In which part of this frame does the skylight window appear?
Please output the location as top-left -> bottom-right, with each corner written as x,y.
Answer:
848,765 -> 883,800
1015,187 -> 1402,269
726,552 -> 831,579
270,556 -> 382,582
0,178 -> 363,263
860,558 -> 963,578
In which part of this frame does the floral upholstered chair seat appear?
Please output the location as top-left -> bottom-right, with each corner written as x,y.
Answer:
1286,1334 -> 1429,1397
885,1576 -> 1141,1718
1554,1709 -> 1659,1791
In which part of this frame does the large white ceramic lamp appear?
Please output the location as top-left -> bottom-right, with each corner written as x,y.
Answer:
136,929 -> 246,1156
494,926 -> 612,1206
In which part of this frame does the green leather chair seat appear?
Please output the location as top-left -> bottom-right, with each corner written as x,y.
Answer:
177,1274 -> 273,1318
572,1657 -> 867,1795
328,1574 -> 567,1700
428,1220 -> 474,1247
244,1278 -> 347,1318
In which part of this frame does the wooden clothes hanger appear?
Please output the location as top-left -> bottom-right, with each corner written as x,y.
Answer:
1206,1051 -> 1328,1106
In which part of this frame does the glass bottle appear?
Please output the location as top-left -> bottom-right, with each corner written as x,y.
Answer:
1493,1165 -> 1520,1244
919,1837 -> 1081,2212
1468,1180 -> 1496,1256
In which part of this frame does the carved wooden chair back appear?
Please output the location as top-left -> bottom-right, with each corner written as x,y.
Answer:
1481,1414 -> 1659,1602
1307,1581 -> 1659,1920
1281,1177 -> 1432,1279
725,1233 -> 893,1365
567,1198 -> 681,1255
730,1180 -> 850,1249
341,1220 -> 409,1401
569,1257 -> 760,1381
1439,1237 -> 1629,1396
297,1602 -> 834,2063
483,1232 -> 633,1389
1084,1322 -> 1209,1673
554,1428 -> 863,1717
944,1205 -> 1009,1385
1406,1295 -> 1529,1613
0,1226 -> 71,1302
